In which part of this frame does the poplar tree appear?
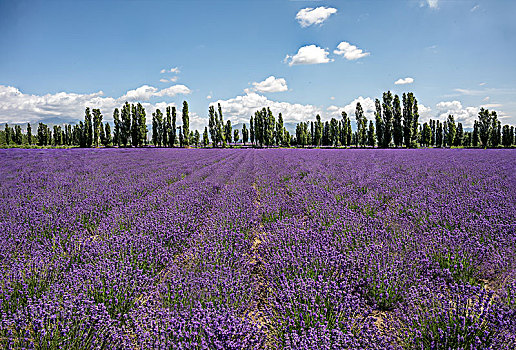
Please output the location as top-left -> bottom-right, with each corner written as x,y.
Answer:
393,94 -> 403,147
355,102 -> 367,147
382,92 -> 393,148
104,123 -> 111,146
455,122 -> 464,147
194,130 -> 200,147
242,123 -> 248,145
233,129 -> 239,146
225,120 -> 232,146
208,106 -> 217,147
170,106 -> 177,147
436,121 -> 443,147
490,114 -> 501,147
367,120 -> 376,147
163,106 -> 171,147
138,103 -> 147,146
374,99 -> 384,147
92,108 -> 103,147
152,109 -> 163,146
131,104 -> 139,147
203,127 -> 209,147
182,101 -> 190,147
249,116 -> 254,145
473,121 -> 480,147
421,122 -> 432,147
27,123 -> 32,145
121,102 -> 131,146
85,107 -> 93,147
315,114 -> 322,146
276,113 -> 284,146
113,108 -> 121,146
446,115 -> 456,147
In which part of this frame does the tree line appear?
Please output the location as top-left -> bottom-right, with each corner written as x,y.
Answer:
1,92 -> 515,148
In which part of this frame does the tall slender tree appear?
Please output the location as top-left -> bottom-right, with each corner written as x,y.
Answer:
393,94 -> 403,147
182,101 -> 190,147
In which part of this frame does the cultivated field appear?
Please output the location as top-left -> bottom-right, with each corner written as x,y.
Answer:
0,148 -> 515,349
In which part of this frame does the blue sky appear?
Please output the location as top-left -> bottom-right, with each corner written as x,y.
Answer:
1,0 -> 515,130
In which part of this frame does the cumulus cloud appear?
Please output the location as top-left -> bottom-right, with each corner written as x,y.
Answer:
121,84 -> 191,101
394,77 -> 414,85
435,100 -> 479,127
334,41 -> 370,60
210,91 -> 323,125
296,6 -> 337,27
285,45 -> 333,66
159,78 -> 169,83
155,85 -> 191,98
251,76 -> 288,93
0,84 -> 190,124
326,97 -> 377,120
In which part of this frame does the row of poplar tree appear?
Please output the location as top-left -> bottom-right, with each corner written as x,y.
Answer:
1,91 -> 515,148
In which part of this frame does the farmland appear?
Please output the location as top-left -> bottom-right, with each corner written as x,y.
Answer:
1,148 -> 515,349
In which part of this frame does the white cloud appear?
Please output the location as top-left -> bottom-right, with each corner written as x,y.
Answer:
210,91 -> 323,125
121,84 -> 191,101
160,78 -> 169,83
471,5 -> 480,12
326,97 -> 377,120
0,85 -> 190,124
394,77 -> 414,85
435,100 -> 479,127
251,76 -> 288,93
170,76 -> 178,82
161,67 -> 180,74
334,41 -> 370,60
155,85 -> 191,98
330,96 -> 335,100
426,0 -> 439,9
479,82 -> 486,86
122,85 -> 159,101
483,96 -> 490,101
285,45 -> 333,66
296,6 -> 337,27
206,95 -> 212,99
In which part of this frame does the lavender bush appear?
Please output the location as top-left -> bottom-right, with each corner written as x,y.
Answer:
0,148 -> 514,349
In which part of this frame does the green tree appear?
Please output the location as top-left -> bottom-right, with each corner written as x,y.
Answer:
121,102 -> 131,146
445,115 -> 456,147
355,102 -> 367,147
276,113 -> 284,146
392,94 -> 403,147
478,108 -> 493,148
367,120 -> 376,147
455,122 -> 464,147
242,123 -> 248,145
103,122 -> 111,146
382,92 -> 393,148
113,108 -> 121,146
27,123 -> 32,145
84,107 -> 93,147
203,127 -> 209,147
436,121 -> 443,147
92,108 -> 103,147
193,130 -> 200,147
402,93 -> 419,148
315,114 -> 322,146
208,105 -> 217,147
182,101 -> 190,147
421,122 -> 432,147
170,106 -> 177,147
152,109 -> 163,147
249,116 -> 254,145
225,120 -> 232,146
374,99 -> 384,148
234,129 -> 239,146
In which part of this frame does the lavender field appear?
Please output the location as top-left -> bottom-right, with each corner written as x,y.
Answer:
1,148 -> 515,349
